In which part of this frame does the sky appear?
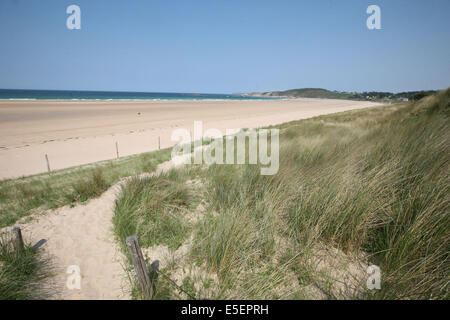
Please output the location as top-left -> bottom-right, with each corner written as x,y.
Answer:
0,0 -> 449,93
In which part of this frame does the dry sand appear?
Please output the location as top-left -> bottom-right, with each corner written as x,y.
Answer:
0,99 -> 380,179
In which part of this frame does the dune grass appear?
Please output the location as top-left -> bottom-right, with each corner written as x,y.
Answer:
113,167 -> 208,300
113,169 -> 196,250
0,148 -> 172,228
0,231 -> 52,299
114,88 -> 449,300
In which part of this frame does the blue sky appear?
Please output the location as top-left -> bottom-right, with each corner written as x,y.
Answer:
0,0 -> 449,93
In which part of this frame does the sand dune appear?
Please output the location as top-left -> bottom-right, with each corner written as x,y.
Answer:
0,99 -> 381,299
0,99 -> 380,179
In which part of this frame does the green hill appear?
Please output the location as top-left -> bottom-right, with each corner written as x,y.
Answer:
256,88 -> 437,102
264,88 -> 352,99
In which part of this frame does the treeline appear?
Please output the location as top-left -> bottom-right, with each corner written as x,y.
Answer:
348,90 -> 437,101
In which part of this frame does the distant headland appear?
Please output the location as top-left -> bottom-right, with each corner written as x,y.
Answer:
244,88 -> 438,102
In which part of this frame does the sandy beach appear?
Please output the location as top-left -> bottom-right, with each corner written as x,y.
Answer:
0,99 -> 379,179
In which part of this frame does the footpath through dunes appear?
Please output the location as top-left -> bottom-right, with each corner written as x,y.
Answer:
0,153 -> 195,299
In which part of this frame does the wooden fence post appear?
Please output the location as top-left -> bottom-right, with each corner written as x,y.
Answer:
125,235 -> 153,299
12,227 -> 24,251
116,142 -> 119,159
45,154 -> 51,173
158,136 -> 161,150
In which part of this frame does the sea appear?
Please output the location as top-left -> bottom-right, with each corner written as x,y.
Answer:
0,89 -> 275,101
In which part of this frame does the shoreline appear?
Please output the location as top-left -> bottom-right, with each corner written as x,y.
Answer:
0,98 -> 282,102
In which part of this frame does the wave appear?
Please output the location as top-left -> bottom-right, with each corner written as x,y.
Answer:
0,89 -> 280,101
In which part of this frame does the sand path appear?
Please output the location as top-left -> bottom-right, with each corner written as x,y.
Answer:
2,154 -> 190,300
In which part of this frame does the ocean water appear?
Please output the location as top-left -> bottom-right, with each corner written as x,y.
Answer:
0,89 -> 275,101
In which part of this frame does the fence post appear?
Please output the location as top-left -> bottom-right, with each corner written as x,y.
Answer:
125,235 -> 153,299
158,136 -> 161,150
116,142 -> 119,159
45,154 -> 51,173
12,227 -> 24,251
